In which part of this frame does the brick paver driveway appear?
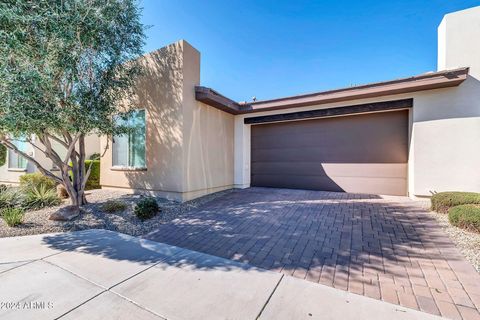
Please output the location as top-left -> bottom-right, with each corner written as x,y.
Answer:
147,187 -> 480,319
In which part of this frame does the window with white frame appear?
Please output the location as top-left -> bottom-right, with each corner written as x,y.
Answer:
112,110 -> 146,168
8,138 -> 28,169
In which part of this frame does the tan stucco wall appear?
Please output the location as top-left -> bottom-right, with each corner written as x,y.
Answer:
181,42 -> 234,200
100,40 -> 234,201
100,42 -> 184,197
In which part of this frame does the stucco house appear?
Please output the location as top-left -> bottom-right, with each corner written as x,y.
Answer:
0,135 -> 100,185
99,6 -> 480,201
2,7 -> 479,202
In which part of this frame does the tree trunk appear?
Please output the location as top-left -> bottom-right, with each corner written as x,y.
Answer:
1,133 -> 90,208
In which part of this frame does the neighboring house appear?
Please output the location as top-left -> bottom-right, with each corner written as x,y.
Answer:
0,135 -> 100,185
3,7 -> 479,202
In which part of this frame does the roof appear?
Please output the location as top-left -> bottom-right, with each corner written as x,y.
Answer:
195,67 -> 469,115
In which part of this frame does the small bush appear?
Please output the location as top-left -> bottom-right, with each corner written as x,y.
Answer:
70,160 -> 100,190
0,144 -> 6,167
2,207 -> 24,227
85,160 -> 100,190
431,192 -> 480,213
23,184 -> 61,210
448,204 -> 480,233
101,200 -> 127,213
134,197 -> 159,221
19,172 -> 56,191
0,187 -> 23,209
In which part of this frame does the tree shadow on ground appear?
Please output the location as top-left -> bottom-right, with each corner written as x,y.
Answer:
143,187 -> 465,285
41,228 -> 265,272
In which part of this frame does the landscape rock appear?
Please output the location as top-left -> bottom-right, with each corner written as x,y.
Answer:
49,206 -> 81,221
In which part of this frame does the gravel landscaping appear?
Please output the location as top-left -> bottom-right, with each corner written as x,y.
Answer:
430,210 -> 480,272
0,188 -> 233,238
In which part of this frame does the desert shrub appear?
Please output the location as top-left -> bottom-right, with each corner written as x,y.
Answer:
134,197 -> 159,220
0,187 -> 23,209
19,172 -> 56,191
70,160 -> 100,190
1,207 -> 24,227
448,205 -> 480,233
101,200 -> 127,213
23,184 -> 61,210
431,192 -> 480,213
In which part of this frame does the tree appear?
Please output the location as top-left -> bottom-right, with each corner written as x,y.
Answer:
0,0 -> 145,207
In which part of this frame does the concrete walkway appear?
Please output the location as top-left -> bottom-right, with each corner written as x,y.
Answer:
0,230 -> 442,320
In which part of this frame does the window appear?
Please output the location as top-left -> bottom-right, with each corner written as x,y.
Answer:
112,110 -> 146,168
8,138 -> 28,169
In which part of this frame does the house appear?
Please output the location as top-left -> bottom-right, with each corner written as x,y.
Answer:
0,136 -> 100,185
99,6 -> 480,201
3,7 -> 479,202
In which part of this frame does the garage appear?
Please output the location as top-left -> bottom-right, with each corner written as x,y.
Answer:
250,110 -> 409,196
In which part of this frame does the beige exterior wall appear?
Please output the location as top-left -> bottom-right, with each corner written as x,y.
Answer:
100,40 -> 234,201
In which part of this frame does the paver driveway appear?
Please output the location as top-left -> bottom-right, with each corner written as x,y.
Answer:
147,187 -> 480,320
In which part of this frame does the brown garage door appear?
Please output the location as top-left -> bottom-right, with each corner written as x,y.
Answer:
251,110 -> 408,196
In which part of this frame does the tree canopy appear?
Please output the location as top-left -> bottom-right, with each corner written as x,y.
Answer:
0,0 -> 146,206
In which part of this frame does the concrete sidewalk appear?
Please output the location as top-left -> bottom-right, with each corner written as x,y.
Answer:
0,230 -> 443,320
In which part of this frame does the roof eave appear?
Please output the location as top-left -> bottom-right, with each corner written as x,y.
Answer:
195,67 -> 469,115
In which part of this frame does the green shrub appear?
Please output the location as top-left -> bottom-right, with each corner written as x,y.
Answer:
19,172 -> 56,191
101,200 -> 127,213
89,152 -> 101,160
1,207 -> 24,227
85,160 -> 100,190
0,187 -> 23,209
0,144 -> 6,167
431,192 -> 480,213
23,184 -> 61,210
448,204 -> 480,233
134,197 -> 159,221
70,160 -> 100,190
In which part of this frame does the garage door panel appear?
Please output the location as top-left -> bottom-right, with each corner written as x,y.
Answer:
252,145 -> 408,163
250,110 -> 409,196
250,112 -> 407,137
252,174 -> 406,196
251,132 -> 406,150
252,162 -> 407,178
251,174 -> 345,192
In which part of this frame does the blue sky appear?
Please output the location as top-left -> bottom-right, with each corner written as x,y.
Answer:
140,0 -> 479,102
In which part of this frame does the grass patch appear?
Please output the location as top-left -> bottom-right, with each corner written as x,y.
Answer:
448,204 -> 480,233
1,207 -> 24,227
431,192 -> 480,213
101,200 -> 127,213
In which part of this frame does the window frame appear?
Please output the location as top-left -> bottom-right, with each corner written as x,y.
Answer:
111,109 -> 147,171
7,138 -> 28,171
